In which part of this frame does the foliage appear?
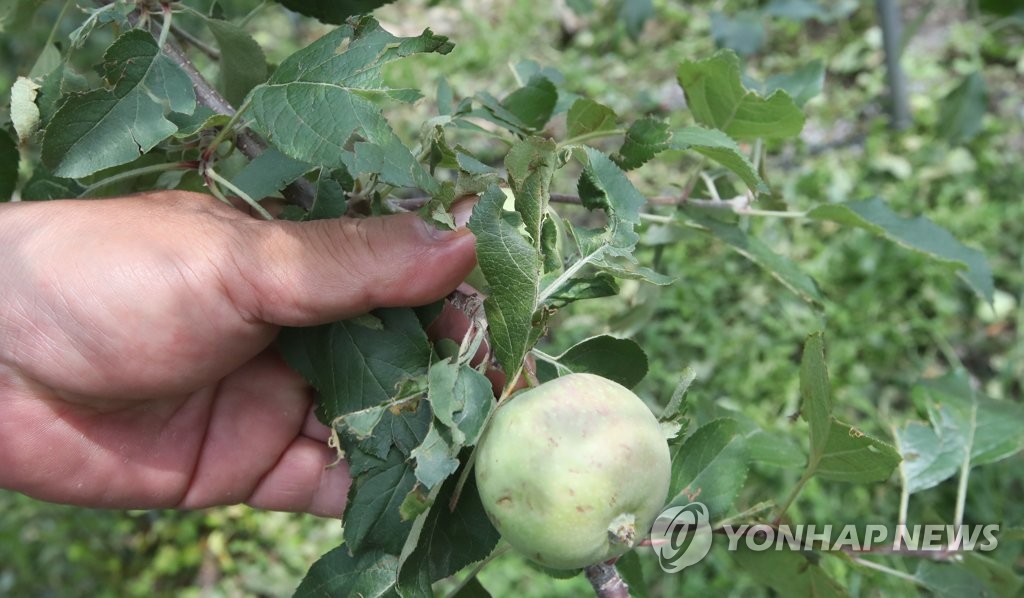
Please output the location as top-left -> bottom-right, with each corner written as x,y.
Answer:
1,0 -> 1022,596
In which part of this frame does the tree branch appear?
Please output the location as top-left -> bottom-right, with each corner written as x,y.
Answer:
135,8 -> 316,209
875,0 -> 911,130
584,562 -> 630,598
157,38 -> 264,155
391,192 -> 753,212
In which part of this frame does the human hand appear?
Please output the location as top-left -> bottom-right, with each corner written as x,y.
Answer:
0,192 -> 476,517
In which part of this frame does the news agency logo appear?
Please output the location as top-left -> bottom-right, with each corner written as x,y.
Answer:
649,502 -> 714,573
649,501 -> 1001,573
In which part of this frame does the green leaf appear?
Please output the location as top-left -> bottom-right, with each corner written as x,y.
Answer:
345,122 -> 439,191
763,0 -> 831,21
676,50 -> 805,140
914,559 -> 991,598
505,137 -> 558,246
500,75 -> 557,132
230,147 -> 312,201
248,17 -> 451,175
168,106 -> 231,138
277,308 -> 433,423
396,469 -> 501,596
554,335 -> 648,389
422,121 -> 458,172
341,402 -> 431,555
667,418 -> 749,516
337,406 -> 387,440
467,186 -> 541,381
19,167 -> 83,200
686,212 -> 822,304
542,273 -> 620,309
662,367 -> 695,423
799,332 -> 832,460
613,117 -> 670,170
36,62 -> 89,123
959,553 -> 1024,597
938,71 -> 987,145
791,333 -> 901,484
29,44 -> 59,78
449,577 -> 491,597
436,77 -> 454,115
618,0 -> 653,38
540,216 -> 563,274
308,167 -> 351,220
275,0 -> 397,24
41,29 -> 197,179
710,11 -> 765,57
0,0 -> 40,34
566,98 -> 617,139
744,430 -> 805,469
894,419 -> 963,494
0,129 -> 18,201
732,547 -> 846,598
206,18 -> 268,106
294,547 -> 399,598
814,419 -> 901,483
410,425 -> 460,490
427,360 -> 495,447
512,60 -> 566,89
471,93 -> 534,136
592,247 -> 673,285
672,126 -> 767,193
915,370 -> 1024,469
68,1 -> 132,49
398,484 -> 432,523
763,60 -> 825,107
806,198 -> 994,304
456,152 -> 497,176
578,147 -> 646,249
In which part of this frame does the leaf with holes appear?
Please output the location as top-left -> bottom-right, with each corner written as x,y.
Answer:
41,29 -> 196,178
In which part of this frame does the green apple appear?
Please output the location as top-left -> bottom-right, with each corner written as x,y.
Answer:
475,373 -> 670,569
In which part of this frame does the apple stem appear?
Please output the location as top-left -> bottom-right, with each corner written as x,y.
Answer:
585,561 -> 631,598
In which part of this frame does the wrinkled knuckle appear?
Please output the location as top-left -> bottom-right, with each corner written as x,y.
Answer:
255,223 -> 317,319
211,221 -> 293,322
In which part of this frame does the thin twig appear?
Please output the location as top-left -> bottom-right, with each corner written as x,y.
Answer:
205,167 -> 273,220
772,468 -> 814,525
78,162 -> 194,197
114,2 -> 317,210
584,561 -> 630,598
444,544 -> 511,598
395,193 -> 764,211
169,20 -> 220,59
43,0 -> 75,53
156,3 -> 172,49
239,0 -> 271,27
851,557 -> 927,587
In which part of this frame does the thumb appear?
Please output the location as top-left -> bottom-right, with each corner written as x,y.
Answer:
234,201 -> 477,326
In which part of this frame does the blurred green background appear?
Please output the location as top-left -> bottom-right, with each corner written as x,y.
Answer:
2,0 -> 1021,595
